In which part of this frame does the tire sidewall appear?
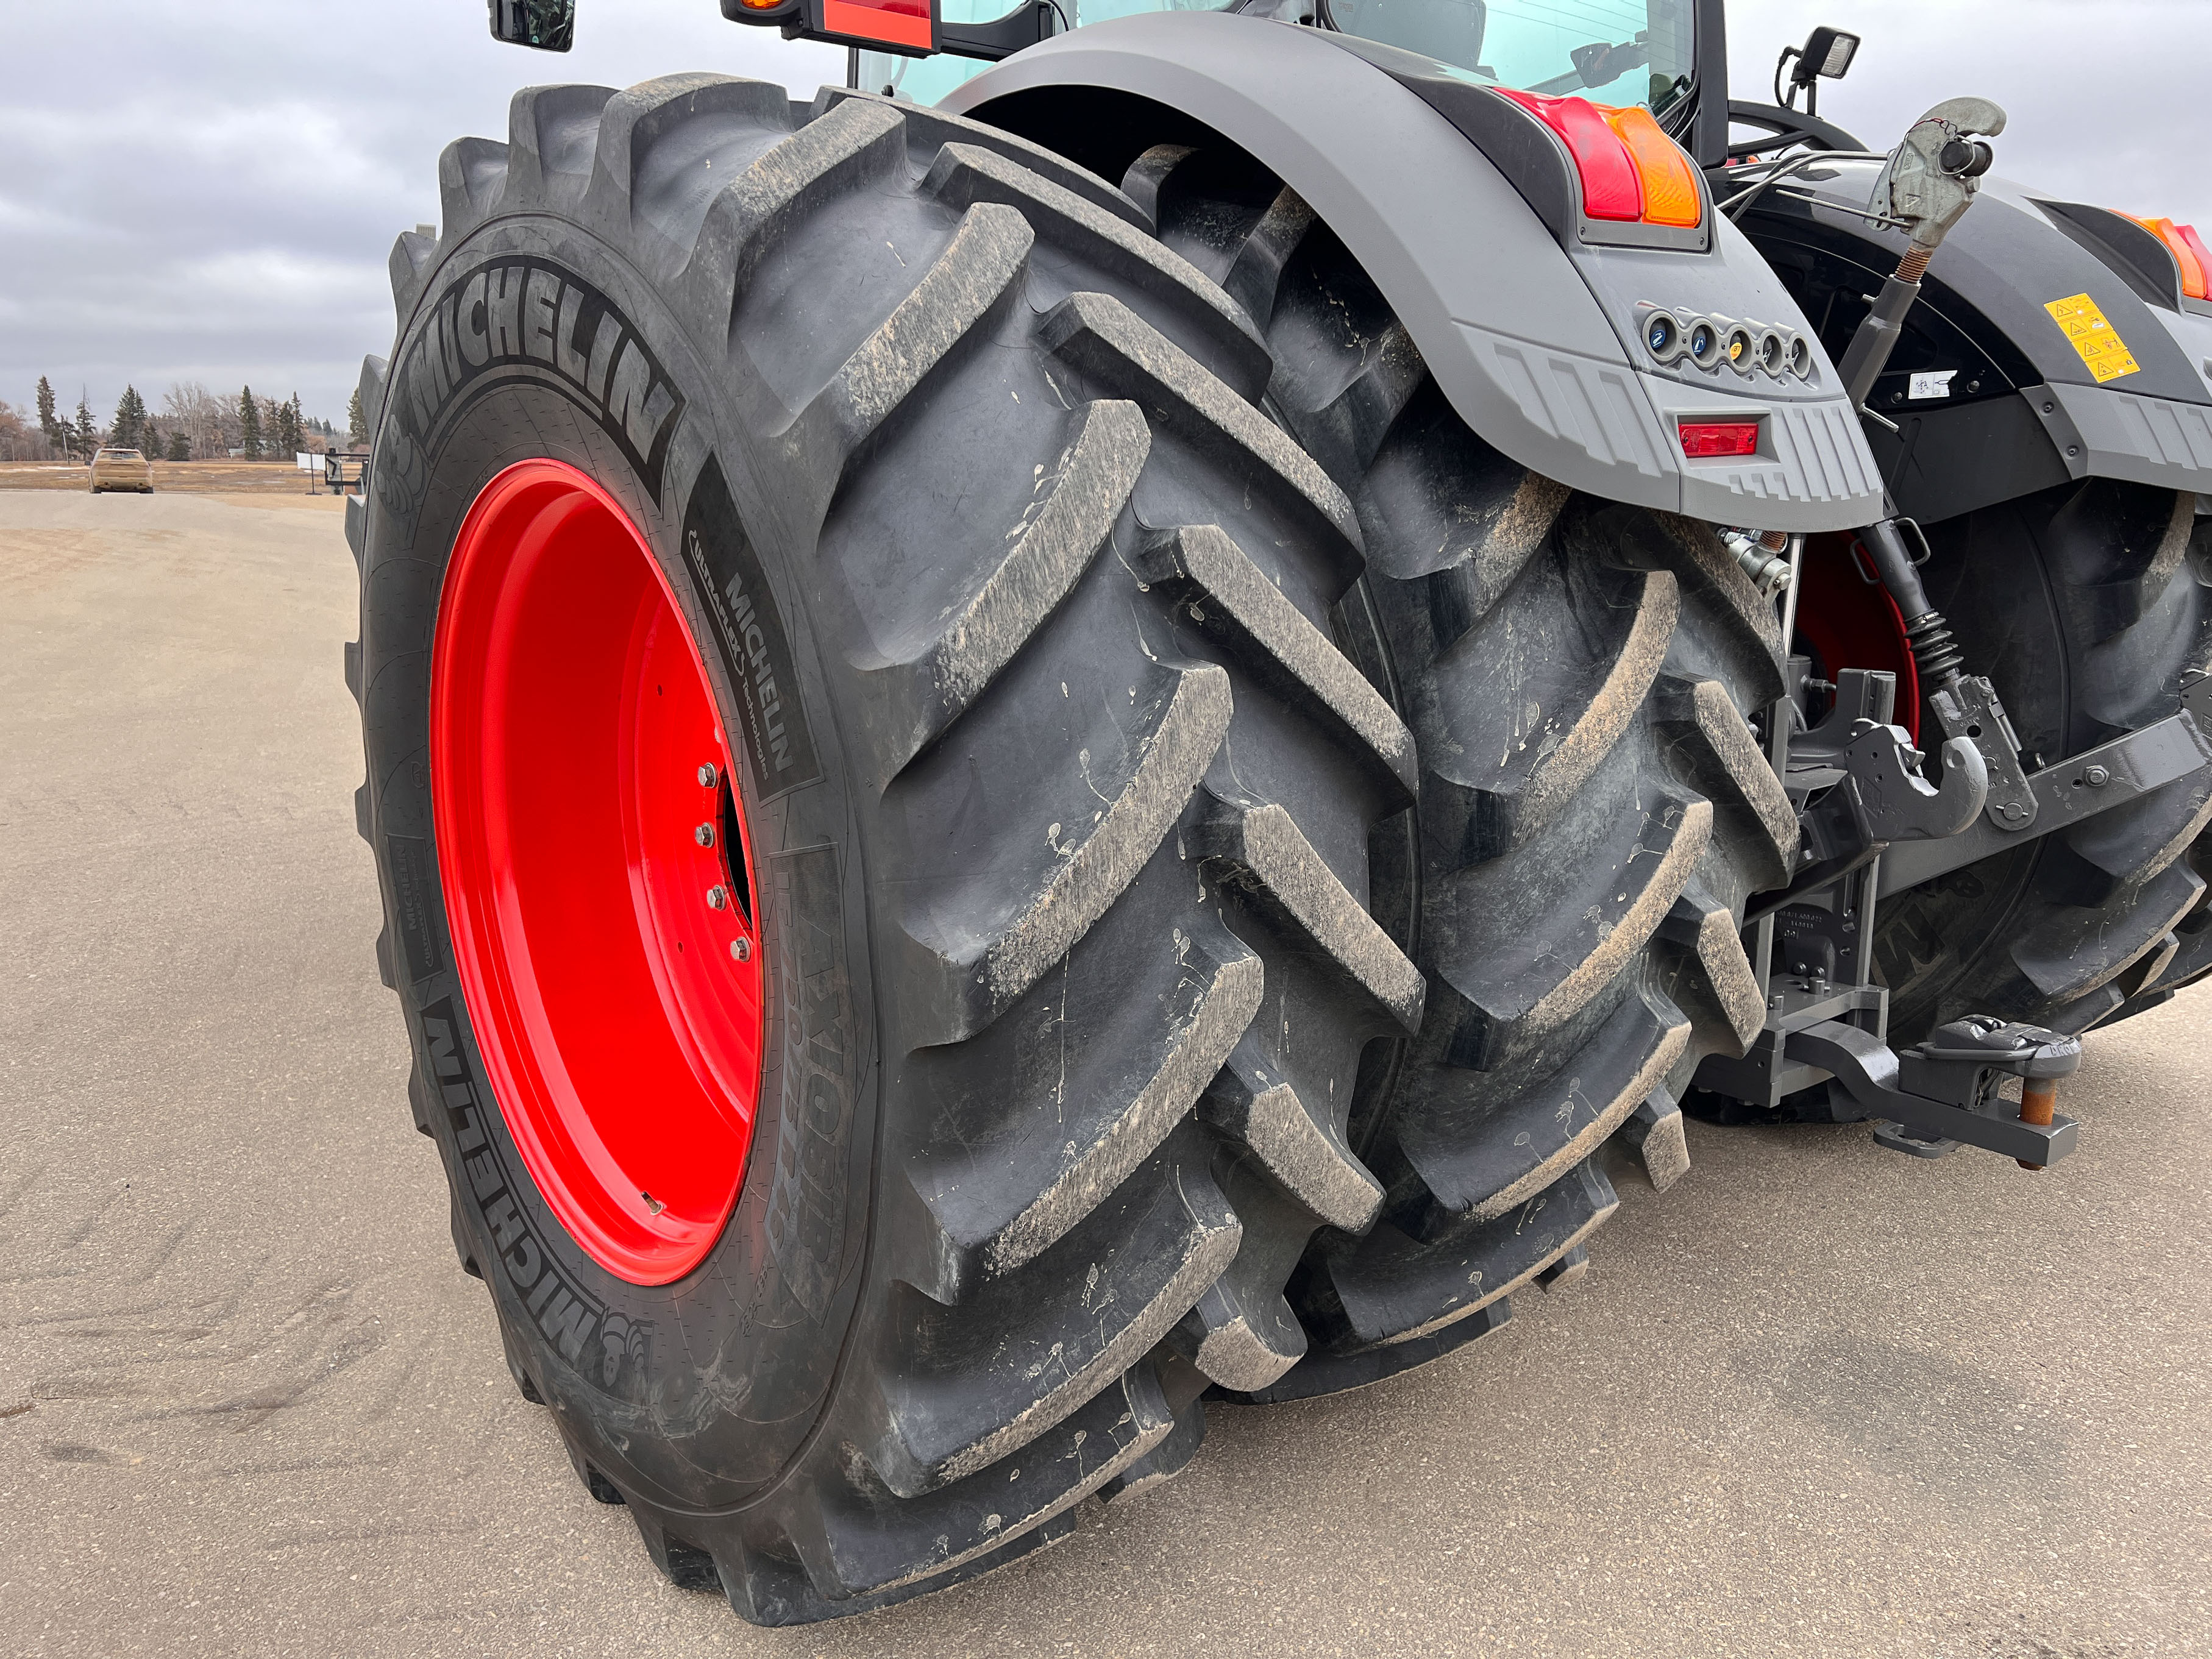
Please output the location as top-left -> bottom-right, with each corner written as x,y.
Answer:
358,212 -> 878,1508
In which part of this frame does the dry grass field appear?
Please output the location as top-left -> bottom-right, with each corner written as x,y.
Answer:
0,457 -> 358,495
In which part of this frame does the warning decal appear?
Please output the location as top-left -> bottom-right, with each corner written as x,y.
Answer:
2044,293 -> 2140,383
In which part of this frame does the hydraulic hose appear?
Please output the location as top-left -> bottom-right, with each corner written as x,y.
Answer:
1859,517 -> 1965,687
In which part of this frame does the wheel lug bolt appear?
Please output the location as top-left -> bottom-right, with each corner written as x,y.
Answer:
730,937 -> 752,962
694,822 -> 716,847
697,762 -> 719,787
706,886 -> 728,910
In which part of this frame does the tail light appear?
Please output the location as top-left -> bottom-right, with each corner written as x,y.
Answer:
1604,106 -> 1704,228
2132,215 -> 2210,301
818,0 -> 930,48
1495,90 -> 1705,230
723,0 -> 929,49
1677,419 -> 1762,458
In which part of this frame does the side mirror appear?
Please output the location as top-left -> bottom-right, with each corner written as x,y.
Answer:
1570,36 -> 1649,91
489,0 -> 575,51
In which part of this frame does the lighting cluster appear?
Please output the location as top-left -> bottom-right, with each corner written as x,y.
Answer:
1638,305 -> 1815,380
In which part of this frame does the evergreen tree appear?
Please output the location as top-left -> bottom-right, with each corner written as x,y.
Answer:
73,396 -> 97,461
347,388 -> 367,448
168,429 -> 191,462
112,385 -> 146,450
141,416 -> 160,461
238,385 -> 261,460
35,375 -> 59,446
274,392 -> 302,457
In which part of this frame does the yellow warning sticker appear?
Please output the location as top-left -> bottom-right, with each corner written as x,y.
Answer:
2044,293 -> 2139,383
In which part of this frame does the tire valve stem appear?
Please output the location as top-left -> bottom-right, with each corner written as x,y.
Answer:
2017,1077 -> 2058,1171
641,1191 -> 666,1215
706,885 -> 730,910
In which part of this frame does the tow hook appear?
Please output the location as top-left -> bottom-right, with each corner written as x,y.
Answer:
1784,1015 -> 2082,1167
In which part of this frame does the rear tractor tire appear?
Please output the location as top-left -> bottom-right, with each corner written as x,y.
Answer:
1115,141 -> 1800,1397
1869,482 -> 2212,1042
350,78 -> 1417,1623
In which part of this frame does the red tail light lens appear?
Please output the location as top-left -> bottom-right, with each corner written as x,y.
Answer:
1493,89 -> 1706,232
820,0 -> 930,48
1677,419 -> 1761,458
2131,214 -> 2210,301
2177,224 -> 2212,296
1495,88 -> 1642,221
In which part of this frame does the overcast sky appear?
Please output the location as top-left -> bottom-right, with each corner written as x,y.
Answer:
4,0 -> 2207,430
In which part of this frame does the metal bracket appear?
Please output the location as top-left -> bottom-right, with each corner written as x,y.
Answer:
1879,709 -> 2212,896
1695,979 -> 1887,1106
1750,668 -> 1987,923
1927,673 -> 2038,832
1785,1017 -> 2080,1165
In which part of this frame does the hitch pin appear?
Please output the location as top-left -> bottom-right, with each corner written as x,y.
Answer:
2017,1077 -> 2058,1171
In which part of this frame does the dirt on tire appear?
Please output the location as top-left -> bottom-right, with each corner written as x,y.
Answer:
351,77 -> 1418,1624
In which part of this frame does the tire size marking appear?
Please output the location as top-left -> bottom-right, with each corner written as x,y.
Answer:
423,999 -> 636,1389
753,843 -> 856,1329
383,257 -> 687,508
681,458 -> 822,799
387,833 -> 443,982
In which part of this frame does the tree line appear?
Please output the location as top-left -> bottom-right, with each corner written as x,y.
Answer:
0,377 -> 365,464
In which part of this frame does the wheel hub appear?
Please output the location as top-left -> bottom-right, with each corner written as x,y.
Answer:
430,460 -> 763,1284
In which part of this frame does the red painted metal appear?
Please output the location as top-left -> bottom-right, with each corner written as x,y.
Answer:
431,460 -> 763,1285
1792,531 -> 1921,742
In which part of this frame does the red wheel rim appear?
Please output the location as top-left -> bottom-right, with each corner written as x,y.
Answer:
431,460 -> 763,1284
1793,531 -> 1921,742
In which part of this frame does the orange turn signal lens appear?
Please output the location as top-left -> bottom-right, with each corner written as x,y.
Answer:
2131,214 -> 2210,301
1604,105 -> 1703,229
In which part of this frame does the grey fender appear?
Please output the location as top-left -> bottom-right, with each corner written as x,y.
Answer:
1774,159 -> 2212,500
945,10 -> 1886,532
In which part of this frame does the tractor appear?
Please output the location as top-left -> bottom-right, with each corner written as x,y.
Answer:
343,0 -> 2212,1622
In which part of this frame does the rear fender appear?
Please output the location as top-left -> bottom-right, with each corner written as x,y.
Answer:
944,10 -> 1885,531
1748,160 -> 2212,514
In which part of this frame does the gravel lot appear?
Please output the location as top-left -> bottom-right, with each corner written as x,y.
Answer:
4,489 -> 2208,1658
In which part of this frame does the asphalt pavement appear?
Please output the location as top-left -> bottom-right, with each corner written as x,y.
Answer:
4,489 -> 2208,1658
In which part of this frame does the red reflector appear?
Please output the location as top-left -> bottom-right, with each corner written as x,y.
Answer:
1678,420 -> 1761,458
1495,88 -> 1644,221
822,0 -> 930,49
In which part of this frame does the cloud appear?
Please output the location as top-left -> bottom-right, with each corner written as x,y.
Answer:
5,0 -> 2206,425
1727,0 -> 2212,221
2,0 -> 841,422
